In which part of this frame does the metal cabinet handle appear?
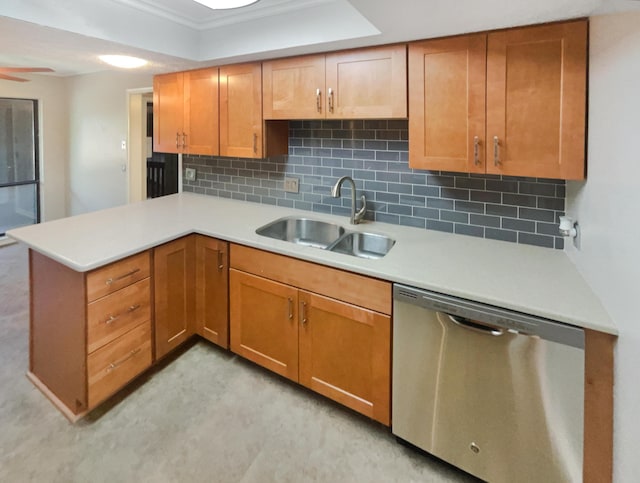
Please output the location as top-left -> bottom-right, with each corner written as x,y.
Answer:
473,136 -> 480,166
287,298 -> 293,320
105,268 -> 140,286
104,304 -> 141,325
447,314 -> 504,336
327,88 -> 334,113
253,133 -> 258,154
217,251 -> 224,271
301,301 -> 308,325
316,88 -> 321,113
182,132 -> 187,149
493,136 -> 500,166
106,348 -> 142,373
176,132 -> 179,149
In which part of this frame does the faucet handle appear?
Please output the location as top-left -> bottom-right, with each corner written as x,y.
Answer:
355,194 -> 367,223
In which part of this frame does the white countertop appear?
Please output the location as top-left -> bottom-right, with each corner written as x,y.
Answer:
7,192 -> 617,335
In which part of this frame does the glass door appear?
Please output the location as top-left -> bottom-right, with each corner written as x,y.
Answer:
0,98 -> 39,236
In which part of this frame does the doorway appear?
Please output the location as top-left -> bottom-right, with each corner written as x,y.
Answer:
127,90 -> 178,203
0,98 -> 39,236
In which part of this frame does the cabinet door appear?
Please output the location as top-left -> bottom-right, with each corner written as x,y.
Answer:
229,270 -> 298,381
263,54 -> 326,120
195,235 -> 228,348
153,73 -> 183,154
183,68 -> 219,156
408,35 -> 487,172
219,63 -> 263,158
154,236 -> 195,359
325,45 -> 407,119
486,20 -> 587,179
298,291 -> 391,425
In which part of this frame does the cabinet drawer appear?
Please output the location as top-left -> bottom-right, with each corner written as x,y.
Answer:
86,252 -> 150,302
87,278 -> 151,353
87,322 -> 152,409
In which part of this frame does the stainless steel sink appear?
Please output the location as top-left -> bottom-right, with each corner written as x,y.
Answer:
256,216 -> 395,259
327,232 -> 396,259
255,216 -> 345,249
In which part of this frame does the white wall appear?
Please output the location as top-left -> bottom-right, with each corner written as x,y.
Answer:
0,75 -> 69,221
67,71 -> 152,215
565,12 -> 640,482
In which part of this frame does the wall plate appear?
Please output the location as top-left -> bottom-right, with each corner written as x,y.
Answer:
185,168 -> 196,181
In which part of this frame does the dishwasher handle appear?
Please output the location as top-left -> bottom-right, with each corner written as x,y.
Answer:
447,314 -> 504,336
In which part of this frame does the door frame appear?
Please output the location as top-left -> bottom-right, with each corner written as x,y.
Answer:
127,87 -> 152,203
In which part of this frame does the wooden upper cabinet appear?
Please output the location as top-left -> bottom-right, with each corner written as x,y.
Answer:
153,68 -> 218,155
326,45 -> 407,119
153,73 -> 183,154
195,235 -> 228,348
219,62 -> 264,158
183,68 -> 219,156
263,45 -> 407,120
486,21 -> 587,179
263,54 -> 326,120
409,20 -> 587,180
154,236 -> 196,359
409,34 -> 487,173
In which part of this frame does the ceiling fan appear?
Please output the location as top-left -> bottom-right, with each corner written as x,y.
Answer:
0,67 -> 54,82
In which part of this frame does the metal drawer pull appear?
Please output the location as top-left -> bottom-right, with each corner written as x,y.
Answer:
316,88 -> 321,112
217,251 -> 224,271
106,347 -> 142,373
447,314 -> 504,336
493,136 -> 500,166
301,301 -> 308,325
105,268 -> 140,286
287,298 -> 293,320
327,88 -> 334,113
104,304 -> 141,325
473,136 -> 480,166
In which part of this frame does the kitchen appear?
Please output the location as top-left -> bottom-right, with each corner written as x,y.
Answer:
0,1 -> 639,482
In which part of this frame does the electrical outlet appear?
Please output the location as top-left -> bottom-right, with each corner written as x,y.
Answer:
284,177 -> 299,193
185,168 -> 196,181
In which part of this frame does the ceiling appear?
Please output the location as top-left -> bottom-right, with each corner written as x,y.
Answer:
1,0 -> 639,78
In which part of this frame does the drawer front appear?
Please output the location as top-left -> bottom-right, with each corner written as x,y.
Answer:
87,278 -> 151,353
86,252 -> 150,302
87,322 -> 152,409
230,244 -> 392,315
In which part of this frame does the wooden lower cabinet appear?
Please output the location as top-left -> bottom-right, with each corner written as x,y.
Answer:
298,291 -> 391,425
29,249 -> 153,420
195,235 -> 229,348
229,244 -> 392,425
154,236 -> 196,359
230,269 -> 299,380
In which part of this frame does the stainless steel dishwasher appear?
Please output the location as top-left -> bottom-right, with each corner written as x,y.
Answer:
392,284 -> 585,483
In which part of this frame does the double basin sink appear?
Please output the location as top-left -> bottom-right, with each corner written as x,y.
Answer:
256,216 -> 395,260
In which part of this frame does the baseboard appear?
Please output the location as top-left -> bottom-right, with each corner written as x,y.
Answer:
26,371 -> 87,423
0,237 -> 17,248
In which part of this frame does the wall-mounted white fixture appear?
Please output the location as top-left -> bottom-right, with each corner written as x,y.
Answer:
99,55 -> 148,69
559,216 -> 578,238
192,0 -> 259,10
559,216 -> 580,249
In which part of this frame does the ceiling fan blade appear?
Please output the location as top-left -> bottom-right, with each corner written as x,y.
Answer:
0,73 -> 29,82
0,67 -> 54,73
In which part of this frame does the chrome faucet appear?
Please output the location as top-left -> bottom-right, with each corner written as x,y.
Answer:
331,176 -> 366,225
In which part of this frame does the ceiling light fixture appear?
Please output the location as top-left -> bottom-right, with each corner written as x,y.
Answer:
99,55 -> 148,69
192,0 -> 259,10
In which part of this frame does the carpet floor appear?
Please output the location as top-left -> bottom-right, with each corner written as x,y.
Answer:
0,242 -> 477,483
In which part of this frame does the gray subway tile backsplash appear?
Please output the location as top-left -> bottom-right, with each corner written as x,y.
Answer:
183,120 -> 565,249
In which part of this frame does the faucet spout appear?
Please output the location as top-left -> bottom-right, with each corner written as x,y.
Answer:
331,176 -> 366,225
